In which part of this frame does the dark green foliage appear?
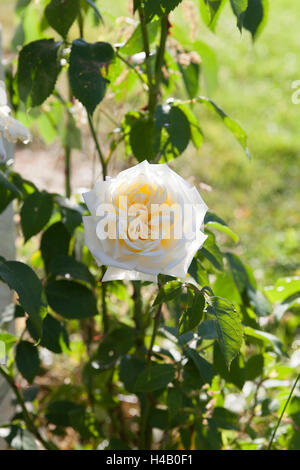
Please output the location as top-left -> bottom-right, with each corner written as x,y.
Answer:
27,314 -> 69,354
16,341 -> 40,384
45,0 -> 80,38
17,39 -> 61,107
178,291 -> 205,335
208,297 -> 243,368
134,364 -> 176,392
21,191 -> 53,241
0,260 -> 46,337
45,280 -> 98,319
48,255 -> 95,287
69,39 -> 114,115
41,222 -> 71,273
97,323 -> 136,368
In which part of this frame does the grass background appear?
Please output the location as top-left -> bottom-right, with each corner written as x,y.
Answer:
0,0 -> 299,285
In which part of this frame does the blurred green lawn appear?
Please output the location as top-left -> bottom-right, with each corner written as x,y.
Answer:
174,0 -> 300,284
0,0 -> 299,284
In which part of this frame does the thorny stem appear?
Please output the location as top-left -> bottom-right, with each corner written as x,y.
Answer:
0,366 -> 58,450
267,372 -> 300,450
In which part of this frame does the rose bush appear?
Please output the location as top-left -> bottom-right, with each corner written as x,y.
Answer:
83,160 -> 207,282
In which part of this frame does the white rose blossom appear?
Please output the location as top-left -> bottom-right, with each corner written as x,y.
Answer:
83,160 -> 208,283
0,80 -> 31,159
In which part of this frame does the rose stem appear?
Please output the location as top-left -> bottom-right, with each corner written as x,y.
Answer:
0,365 -> 58,450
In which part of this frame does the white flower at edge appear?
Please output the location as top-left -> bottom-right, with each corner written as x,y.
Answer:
83,160 -> 208,283
0,80 -> 31,153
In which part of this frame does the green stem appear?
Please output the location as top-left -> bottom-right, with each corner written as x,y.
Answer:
87,113 -> 107,179
147,303 -> 162,364
148,15 -> 169,115
101,266 -> 109,333
132,281 -> 145,352
0,366 -> 57,450
64,144 -> 71,198
78,10 -> 84,38
267,372 -> 300,450
140,395 -> 152,449
115,50 -> 148,87
137,6 -> 154,102
139,282 -> 164,450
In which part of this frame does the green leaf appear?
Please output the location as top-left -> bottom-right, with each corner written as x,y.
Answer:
213,271 -> 242,304
45,0 -> 80,38
48,255 -> 95,287
188,258 -> 209,286
242,0 -> 268,39
167,388 -> 183,420
0,426 -> 38,450
244,326 -> 285,356
226,252 -> 248,294
230,0 -> 248,30
246,284 -> 272,317
17,39 -> 61,107
265,277 -> 300,303
0,169 -> 22,213
212,406 -> 239,430
20,191 -> 53,242
134,364 -> 176,392
176,103 -> 203,150
0,331 -> 16,357
0,260 -> 46,337
0,170 -> 21,197
143,0 -> 183,21
45,280 -> 98,319
59,205 -> 83,234
153,280 -> 183,306
207,221 -> 238,243
194,96 -> 250,158
97,323 -> 136,369
273,291 -> 300,322
197,319 -> 218,339
27,314 -> 69,354
207,297 -> 243,368
213,342 -> 246,389
200,231 -> 224,270
16,341 -> 40,384
178,61 -> 200,100
69,39 -> 114,115
245,354 -> 264,380
185,347 -> 215,384
119,354 -> 146,392
120,20 -> 158,56
199,0 -> 227,31
178,291 -> 205,335
154,104 -> 191,161
45,400 -> 85,427
129,115 -> 158,162
226,253 -> 272,316
41,222 -> 71,273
